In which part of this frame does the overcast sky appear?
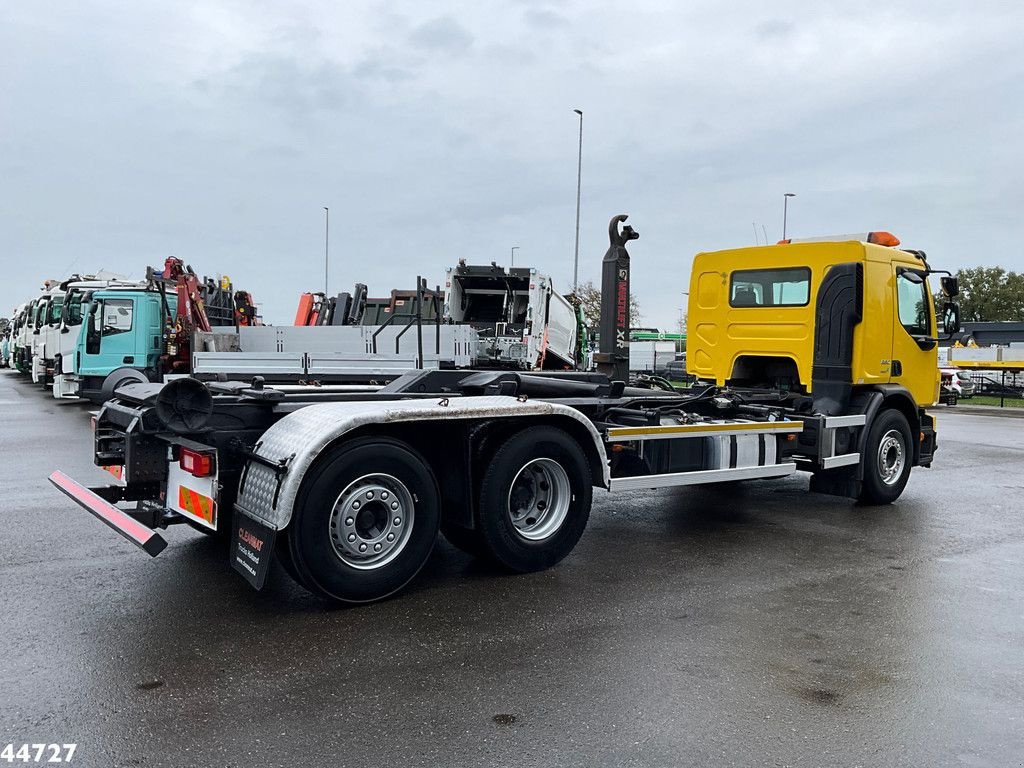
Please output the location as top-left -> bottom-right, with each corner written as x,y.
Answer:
2,1 -> 1023,329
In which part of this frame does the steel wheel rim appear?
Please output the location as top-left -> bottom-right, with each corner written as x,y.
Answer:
328,473 -> 415,570
877,429 -> 906,486
507,458 -> 571,541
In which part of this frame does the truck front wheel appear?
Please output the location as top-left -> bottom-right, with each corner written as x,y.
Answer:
859,408 -> 913,505
286,438 -> 440,604
476,426 -> 592,572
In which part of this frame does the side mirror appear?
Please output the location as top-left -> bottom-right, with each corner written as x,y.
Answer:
940,276 -> 959,297
942,302 -> 961,337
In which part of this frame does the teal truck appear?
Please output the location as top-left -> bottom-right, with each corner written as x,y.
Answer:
56,263 -> 244,402
54,285 -> 165,401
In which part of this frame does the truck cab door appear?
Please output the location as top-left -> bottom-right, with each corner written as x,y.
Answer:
142,295 -> 165,371
78,297 -> 138,376
890,267 -> 938,405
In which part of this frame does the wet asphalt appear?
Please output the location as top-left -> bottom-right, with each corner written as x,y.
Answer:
1,369 -> 1022,768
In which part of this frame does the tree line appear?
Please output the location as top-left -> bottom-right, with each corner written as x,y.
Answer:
943,267 -> 1024,323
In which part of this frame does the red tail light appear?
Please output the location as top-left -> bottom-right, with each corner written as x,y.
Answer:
180,448 -> 214,477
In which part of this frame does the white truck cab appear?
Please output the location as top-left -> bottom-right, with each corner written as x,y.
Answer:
30,284 -> 63,385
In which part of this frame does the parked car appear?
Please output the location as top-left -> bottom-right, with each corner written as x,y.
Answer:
664,356 -> 693,383
940,368 -> 975,398
974,375 -> 1024,398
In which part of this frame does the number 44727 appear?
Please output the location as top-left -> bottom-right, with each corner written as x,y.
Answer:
1,745 -> 76,763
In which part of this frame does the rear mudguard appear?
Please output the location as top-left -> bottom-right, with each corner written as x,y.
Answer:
234,396 -> 610,531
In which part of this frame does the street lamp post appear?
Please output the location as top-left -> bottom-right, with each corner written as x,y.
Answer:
573,108 -> 583,292
782,193 -> 795,241
323,206 -> 330,295
511,246 -> 519,267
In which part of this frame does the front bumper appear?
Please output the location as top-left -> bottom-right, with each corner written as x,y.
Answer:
48,470 -> 167,556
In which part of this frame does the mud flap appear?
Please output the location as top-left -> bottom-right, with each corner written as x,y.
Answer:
809,467 -> 862,499
231,515 -> 276,589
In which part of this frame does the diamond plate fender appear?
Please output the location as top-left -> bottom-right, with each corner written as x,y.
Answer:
234,396 -> 610,531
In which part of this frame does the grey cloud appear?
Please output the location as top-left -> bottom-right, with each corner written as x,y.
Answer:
523,9 -> 571,29
212,55 -> 356,115
754,19 -> 795,39
408,16 -> 473,53
353,52 -> 417,84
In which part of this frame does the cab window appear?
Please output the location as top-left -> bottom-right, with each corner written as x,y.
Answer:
101,299 -> 134,336
896,270 -> 931,336
729,267 -> 811,307
64,291 -> 87,326
47,297 -> 64,325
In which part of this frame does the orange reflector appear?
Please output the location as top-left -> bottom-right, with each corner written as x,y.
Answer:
920,432 -> 926,442
867,231 -> 901,247
786,434 -> 797,442
178,486 -> 215,524
776,239 -> 792,245
104,465 -> 123,480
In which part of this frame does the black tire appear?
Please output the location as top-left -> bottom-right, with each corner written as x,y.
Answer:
859,408 -> 913,505
286,437 -> 440,604
476,426 -> 592,572
275,538 -> 312,590
441,522 -> 488,559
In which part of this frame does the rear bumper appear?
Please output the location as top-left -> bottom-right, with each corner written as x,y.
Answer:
48,470 -> 167,556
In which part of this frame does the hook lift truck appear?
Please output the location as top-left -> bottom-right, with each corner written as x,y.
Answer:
50,216 -> 961,604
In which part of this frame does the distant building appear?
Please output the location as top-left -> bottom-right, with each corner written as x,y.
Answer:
960,321 -> 1024,346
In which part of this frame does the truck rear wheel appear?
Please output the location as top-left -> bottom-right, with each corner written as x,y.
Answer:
859,408 -> 913,505
286,438 -> 440,604
476,426 -> 592,572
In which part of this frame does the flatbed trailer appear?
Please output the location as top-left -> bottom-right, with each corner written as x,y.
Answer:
49,216 -> 961,604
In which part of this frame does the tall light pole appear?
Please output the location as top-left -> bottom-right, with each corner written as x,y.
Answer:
511,246 -> 519,267
572,108 -> 583,292
323,206 -> 330,294
782,193 -> 795,241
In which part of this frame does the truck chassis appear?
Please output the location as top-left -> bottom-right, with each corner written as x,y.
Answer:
50,367 -> 935,604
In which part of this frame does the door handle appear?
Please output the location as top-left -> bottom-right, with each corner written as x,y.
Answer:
123,356 -> 135,364
891,360 -> 902,376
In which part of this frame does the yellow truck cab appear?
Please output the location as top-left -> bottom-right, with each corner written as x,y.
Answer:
688,232 -> 958,501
